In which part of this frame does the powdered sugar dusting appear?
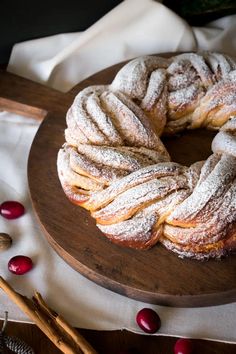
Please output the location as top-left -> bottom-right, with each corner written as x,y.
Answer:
102,90 -> 164,150
164,179 -> 236,245
169,53 -> 214,87
97,189 -> 189,244
84,162 -> 185,211
92,175 -> 187,224
98,212 -> 158,243
168,69 -> 197,91
167,154 -> 236,226
69,146 -> 128,184
168,84 -> 202,114
195,154 -> 221,187
221,116 -> 236,132
57,51 -> 236,258
212,131 -> 236,157
111,55 -> 170,99
141,69 -> 166,110
160,236 -> 228,260
57,147 -> 103,191
206,52 -> 232,79
71,86 -> 109,145
86,93 -> 122,145
76,144 -> 154,171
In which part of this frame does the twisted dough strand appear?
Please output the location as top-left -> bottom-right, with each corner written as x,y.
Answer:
57,52 -> 236,259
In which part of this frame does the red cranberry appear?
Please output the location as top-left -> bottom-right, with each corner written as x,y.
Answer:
174,338 -> 194,354
136,308 -> 161,334
8,255 -> 33,275
0,201 -> 25,219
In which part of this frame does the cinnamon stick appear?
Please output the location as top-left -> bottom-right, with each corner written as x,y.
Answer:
33,292 -> 97,354
0,276 -> 98,354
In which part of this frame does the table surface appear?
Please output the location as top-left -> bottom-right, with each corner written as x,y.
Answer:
1,63 -> 236,353
0,321 -> 235,354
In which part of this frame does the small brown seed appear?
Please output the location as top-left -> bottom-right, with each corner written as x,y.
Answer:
0,233 -> 12,251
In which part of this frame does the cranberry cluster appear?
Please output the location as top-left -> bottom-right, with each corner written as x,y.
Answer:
2,201 -> 195,354
134,308 -> 194,354
1,200 -> 33,275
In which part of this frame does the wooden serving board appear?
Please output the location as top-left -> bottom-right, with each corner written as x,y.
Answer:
1,56 -> 236,307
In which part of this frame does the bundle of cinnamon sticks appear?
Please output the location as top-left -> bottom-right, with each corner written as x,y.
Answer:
0,276 -> 98,354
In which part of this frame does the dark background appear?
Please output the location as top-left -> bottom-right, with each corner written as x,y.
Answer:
1,0 -> 236,65
0,0 -> 122,64
163,0 -> 236,26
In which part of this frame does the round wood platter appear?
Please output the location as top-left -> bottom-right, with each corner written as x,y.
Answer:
27,56 -> 236,307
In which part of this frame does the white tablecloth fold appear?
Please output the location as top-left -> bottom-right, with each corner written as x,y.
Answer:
1,0 -> 236,343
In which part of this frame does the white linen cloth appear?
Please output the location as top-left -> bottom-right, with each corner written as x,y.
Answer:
1,0 -> 236,343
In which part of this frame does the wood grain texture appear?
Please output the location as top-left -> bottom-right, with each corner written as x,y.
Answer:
1,56 -> 236,308
0,321 -> 235,354
0,69 -> 68,120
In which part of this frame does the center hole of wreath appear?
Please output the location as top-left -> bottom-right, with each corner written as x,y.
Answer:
162,129 -> 217,166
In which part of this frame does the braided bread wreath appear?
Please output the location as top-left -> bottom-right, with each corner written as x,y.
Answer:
57,52 -> 236,261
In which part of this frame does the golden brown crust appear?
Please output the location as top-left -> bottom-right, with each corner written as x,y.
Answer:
57,52 -> 236,260
160,225 -> 236,261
